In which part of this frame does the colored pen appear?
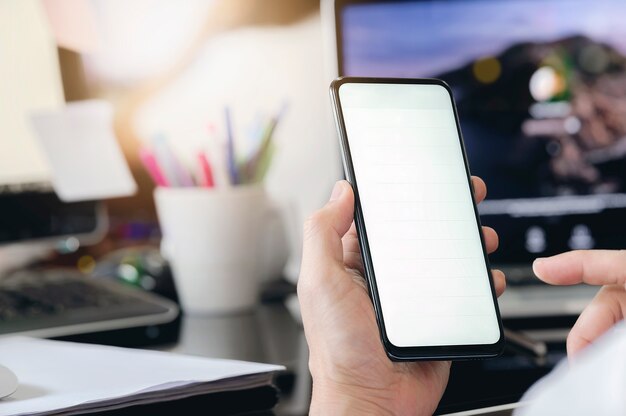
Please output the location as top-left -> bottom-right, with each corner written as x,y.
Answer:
139,148 -> 169,187
170,151 -> 195,187
206,123 -> 231,187
248,102 -> 288,182
152,135 -> 195,187
151,135 -> 180,187
224,107 -> 239,185
197,151 -> 215,188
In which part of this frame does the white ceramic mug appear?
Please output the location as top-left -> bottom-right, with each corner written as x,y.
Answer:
155,185 -> 267,315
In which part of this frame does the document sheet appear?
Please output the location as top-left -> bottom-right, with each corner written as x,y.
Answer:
0,337 -> 283,416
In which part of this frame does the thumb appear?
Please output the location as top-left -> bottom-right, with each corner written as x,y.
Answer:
301,180 -> 355,273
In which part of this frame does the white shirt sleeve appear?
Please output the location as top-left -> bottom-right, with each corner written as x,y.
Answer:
514,320 -> 626,416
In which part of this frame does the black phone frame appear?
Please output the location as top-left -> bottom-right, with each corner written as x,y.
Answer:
329,76 -> 505,361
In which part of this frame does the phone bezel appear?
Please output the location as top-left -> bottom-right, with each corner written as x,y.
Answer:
329,76 -> 505,361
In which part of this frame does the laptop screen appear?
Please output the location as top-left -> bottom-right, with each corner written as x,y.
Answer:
336,0 -> 626,265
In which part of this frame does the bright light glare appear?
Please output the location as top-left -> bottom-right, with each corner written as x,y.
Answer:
529,66 -> 558,102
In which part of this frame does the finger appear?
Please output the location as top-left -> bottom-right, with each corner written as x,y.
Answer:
482,226 -> 499,254
300,180 -> 355,279
533,250 -> 626,287
341,223 -> 359,256
342,223 -> 364,273
344,251 -> 365,276
567,285 -> 626,357
472,176 -> 487,204
492,269 -> 506,297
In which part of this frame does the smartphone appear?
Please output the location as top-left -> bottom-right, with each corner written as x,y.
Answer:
330,77 -> 504,361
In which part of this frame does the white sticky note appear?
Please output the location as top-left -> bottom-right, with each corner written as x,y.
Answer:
30,100 -> 137,202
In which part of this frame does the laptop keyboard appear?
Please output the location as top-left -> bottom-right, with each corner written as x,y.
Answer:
0,269 -> 177,337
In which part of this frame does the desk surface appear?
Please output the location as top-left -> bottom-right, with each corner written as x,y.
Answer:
59,280 -> 569,416
135,300 -> 566,415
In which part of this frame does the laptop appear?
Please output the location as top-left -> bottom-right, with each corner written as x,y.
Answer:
324,0 -> 626,319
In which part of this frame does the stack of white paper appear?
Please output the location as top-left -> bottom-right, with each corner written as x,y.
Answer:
0,337 -> 284,416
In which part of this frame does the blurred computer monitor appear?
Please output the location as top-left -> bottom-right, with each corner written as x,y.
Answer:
0,3 -> 104,248
0,190 -> 104,246
330,0 -> 626,267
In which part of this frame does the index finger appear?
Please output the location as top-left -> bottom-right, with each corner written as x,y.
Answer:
472,176 -> 487,204
533,250 -> 626,287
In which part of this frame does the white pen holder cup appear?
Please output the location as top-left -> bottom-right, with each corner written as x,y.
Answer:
155,185 -> 267,315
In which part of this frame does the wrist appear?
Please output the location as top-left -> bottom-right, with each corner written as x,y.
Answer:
310,381 -> 396,416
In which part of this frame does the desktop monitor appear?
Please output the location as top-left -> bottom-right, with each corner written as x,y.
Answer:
332,0 -> 626,266
0,2 -> 104,247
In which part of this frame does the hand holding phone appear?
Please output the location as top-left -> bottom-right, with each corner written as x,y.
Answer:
298,177 -> 503,414
329,77 -> 504,360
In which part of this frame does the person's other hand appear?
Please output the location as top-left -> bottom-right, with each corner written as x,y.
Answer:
298,177 -> 505,415
533,250 -> 626,357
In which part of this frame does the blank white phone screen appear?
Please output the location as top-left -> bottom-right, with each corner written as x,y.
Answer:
339,83 -> 500,347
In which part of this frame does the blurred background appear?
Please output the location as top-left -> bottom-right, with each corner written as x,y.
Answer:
1,0 -> 339,280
